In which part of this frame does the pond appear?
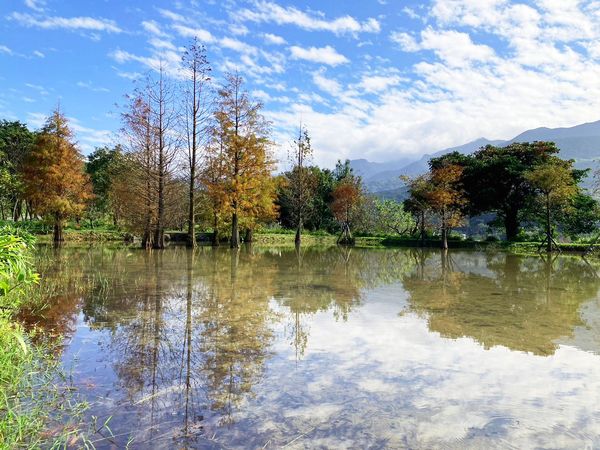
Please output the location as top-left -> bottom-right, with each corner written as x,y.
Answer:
30,246 -> 600,449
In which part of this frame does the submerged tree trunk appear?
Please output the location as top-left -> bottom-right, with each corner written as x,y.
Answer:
187,181 -> 196,248
53,215 -> 64,244
244,228 -> 254,243
546,194 -> 552,253
503,208 -> 519,241
420,210 -> 425,247
338,223 -> 354,246
295,219 -> 302,247
212,213 -> 220,247
230,209 -> 240,248
441,210 -> 448,250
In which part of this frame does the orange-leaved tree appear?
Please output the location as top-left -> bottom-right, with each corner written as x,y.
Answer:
22,107 -> 93,243
423,162 -> 465,249
331,176 -> 362,245
211,73 -> 275,248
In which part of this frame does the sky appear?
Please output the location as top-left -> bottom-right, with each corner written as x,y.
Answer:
1,0 -> 600,168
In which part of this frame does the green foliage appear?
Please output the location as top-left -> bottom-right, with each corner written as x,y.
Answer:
373,198 -> 415,235
0,226 -> 38,308
86,145 -> 124,215
431,142 -> 560,240
558,193 -> 600,237
0,120 -> 35,221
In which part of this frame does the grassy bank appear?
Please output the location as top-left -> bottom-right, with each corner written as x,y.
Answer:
6,219 -> 600,255
0,227 -> 90,448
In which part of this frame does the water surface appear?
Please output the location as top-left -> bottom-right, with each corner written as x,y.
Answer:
32,246 -> 600,449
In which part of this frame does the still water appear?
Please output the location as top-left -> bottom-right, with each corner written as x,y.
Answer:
31,246 -> 600,449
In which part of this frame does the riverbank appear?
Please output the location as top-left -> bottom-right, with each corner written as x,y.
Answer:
9,222 -> 600,255
0,228 -> 91,448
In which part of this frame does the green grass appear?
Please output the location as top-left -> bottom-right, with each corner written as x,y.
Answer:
0,226 -> 96,449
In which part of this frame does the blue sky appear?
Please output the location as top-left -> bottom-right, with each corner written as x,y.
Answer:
1,0 -> 600,168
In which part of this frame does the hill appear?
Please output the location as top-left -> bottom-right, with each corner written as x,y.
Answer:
351,120 -> 600,199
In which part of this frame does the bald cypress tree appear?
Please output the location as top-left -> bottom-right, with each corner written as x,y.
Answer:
22,107 -> 92,243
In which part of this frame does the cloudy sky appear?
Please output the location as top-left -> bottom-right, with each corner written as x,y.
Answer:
1,0 -> 600,168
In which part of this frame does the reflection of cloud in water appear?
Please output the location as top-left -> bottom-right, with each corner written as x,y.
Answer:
261,294 -> 600,449
39,247 -> 600,448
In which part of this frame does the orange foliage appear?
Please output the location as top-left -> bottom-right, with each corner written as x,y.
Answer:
22,108 -> 92,229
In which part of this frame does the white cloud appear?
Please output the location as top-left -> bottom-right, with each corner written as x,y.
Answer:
9,12 -> 122,33
312,71 -> 342,96
358,75 -> 402,93
229,23 -> 249,36
141,20 -> 168,37
25,83 -> 48,96
0,45 -> 13,55
77,81 -> 110,93
263,33 -> 286,45
32,50 -> 44,58
24,0 -> 45,12
220,37 -> 258,56
238,1 -> 380,36
172,24 -> 215,43
290,45 -> 349,66
390,31 -> 420,52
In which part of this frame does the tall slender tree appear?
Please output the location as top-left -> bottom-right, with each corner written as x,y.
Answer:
284,125 -> 315,247
22,107 -> 92,243
424,163 -> 465,249
182,39 -> 212,248
212,73 -> 273,248
526,161 -> 578,252
150,65 -> 179,249
121,92 -> 157,249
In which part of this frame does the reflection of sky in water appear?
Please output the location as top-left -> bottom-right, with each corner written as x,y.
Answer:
40,247 -> 600,449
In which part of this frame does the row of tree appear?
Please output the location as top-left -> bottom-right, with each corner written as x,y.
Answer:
403,142 -> 599,250
1,39 -> 598,250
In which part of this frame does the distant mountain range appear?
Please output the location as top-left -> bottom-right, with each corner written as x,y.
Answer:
351,120 -> 600,198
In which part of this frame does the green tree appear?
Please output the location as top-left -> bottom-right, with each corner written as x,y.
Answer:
86,145 -> 124,225
403,174 -> 434,246
431,142 -> 560,240
558,193 -> 600,238
0,121 -> 35,221
374,198 -> 415,236
526,160 -> 579,251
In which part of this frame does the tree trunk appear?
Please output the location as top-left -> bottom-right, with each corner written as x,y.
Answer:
13,199 -> 22,222
245,228 -> 254,243
154,162 -> 165,249
53,215 -> 64,244
420,210 -> 425,247
212,213 -> 220,246
230,210 -> 240,248
295,219 -> 302,247
187,178 -> 196,248
142,231 -> 153,250
504,208 -> 519,241
546,195 -> 552,253
441,211 -> 448,250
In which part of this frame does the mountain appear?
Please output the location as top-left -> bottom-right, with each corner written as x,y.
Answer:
351,120 -> 600,197
348,157 -> 413,181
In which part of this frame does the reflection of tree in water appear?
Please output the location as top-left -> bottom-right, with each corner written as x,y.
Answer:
403,250 -> 600,355
29,245 -> 600,447
69,247 -> 277,445
20,245 -> 108,344
272,246 -> 416,358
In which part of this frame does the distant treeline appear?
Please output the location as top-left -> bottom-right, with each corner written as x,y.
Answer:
0,41 -> 598,250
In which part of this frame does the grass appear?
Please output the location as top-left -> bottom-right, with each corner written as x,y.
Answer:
0,226 -> 98,449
